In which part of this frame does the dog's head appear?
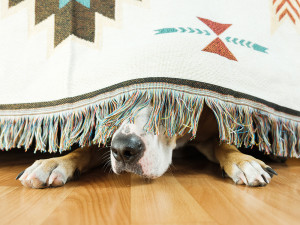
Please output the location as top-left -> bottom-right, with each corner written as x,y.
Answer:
110,106 -> 177,178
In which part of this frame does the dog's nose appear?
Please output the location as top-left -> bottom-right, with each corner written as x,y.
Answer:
111,134 -> 145,162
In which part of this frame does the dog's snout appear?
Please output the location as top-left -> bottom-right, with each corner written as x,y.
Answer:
111,146 -> 140,162
111,133 -> 145,162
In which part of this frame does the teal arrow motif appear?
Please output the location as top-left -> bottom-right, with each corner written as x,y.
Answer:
246,41 -> 252,48
232,38 -> 238,44
252,44 -> 268,53
154,27 -> 212,36
188,27 -> 195,33
59,0 -> 90,8
223,36 -> 268,54
239,40 -> 245,46
196,29 -> 203,34
154,28 -> 178,35
179,27 -> 187,32
204,30 -> 210,35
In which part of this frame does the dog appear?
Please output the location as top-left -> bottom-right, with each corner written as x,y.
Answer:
16,104 -> 277,188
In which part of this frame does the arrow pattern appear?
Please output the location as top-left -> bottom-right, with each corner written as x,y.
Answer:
155,27 -> 211,35
154,18 -> 269,60
154,29 -> 268,54
225,36 -> 268,54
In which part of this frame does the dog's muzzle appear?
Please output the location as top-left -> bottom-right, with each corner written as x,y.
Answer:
111,133 -> 145,175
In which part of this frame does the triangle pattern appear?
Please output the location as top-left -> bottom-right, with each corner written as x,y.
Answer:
198,17 -> 232,35
202,38 -> 237,61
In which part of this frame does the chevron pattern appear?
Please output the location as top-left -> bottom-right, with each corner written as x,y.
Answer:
272,0 -> 300,25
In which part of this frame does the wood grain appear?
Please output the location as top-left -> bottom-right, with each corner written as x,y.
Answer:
0,150 -> 299,225
131,174 -> 215,224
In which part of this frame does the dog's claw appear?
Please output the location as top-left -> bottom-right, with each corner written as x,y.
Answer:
261,174 -> 269,184
16,170 -> 25,180
265,167 -> 278,176
221,169 -> 227,178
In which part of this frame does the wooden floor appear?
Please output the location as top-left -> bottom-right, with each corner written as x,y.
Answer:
0,149 -> 299,225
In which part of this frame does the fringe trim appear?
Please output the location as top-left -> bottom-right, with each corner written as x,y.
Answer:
0,89 -> 299,158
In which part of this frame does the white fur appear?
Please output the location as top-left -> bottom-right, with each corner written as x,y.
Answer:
138,134 -> 177,178
111,105 -> 273,187
19,159 -> 71,188
230,161 -> 271,186
111,106 -> 177,178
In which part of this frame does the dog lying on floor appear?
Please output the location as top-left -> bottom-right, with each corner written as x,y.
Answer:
16,104 -> 277,188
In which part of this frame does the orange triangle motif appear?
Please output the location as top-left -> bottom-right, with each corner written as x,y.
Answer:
198,17 -> 232,35
202,38 -> 237,61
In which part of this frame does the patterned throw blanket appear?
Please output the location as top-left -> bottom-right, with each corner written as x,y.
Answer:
0,0 -> 299,157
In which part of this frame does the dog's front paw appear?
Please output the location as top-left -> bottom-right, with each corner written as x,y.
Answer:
16,158 -> 80,189
223,156 -> 277,187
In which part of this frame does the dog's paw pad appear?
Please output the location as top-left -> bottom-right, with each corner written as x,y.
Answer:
226,160 -> 276,187
17,159 -> 75,189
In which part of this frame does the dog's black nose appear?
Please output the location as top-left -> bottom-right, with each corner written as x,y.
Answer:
111,133 -> 145,162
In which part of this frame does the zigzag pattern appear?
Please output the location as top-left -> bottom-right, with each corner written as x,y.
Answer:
273,0 -> 300,24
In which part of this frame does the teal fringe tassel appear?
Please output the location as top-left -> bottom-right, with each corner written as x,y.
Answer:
0,89 -> 299,158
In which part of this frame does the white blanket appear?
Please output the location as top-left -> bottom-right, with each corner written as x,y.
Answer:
0,0 -> 299,157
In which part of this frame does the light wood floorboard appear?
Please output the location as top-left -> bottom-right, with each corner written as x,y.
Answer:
0,149 -> 299,225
